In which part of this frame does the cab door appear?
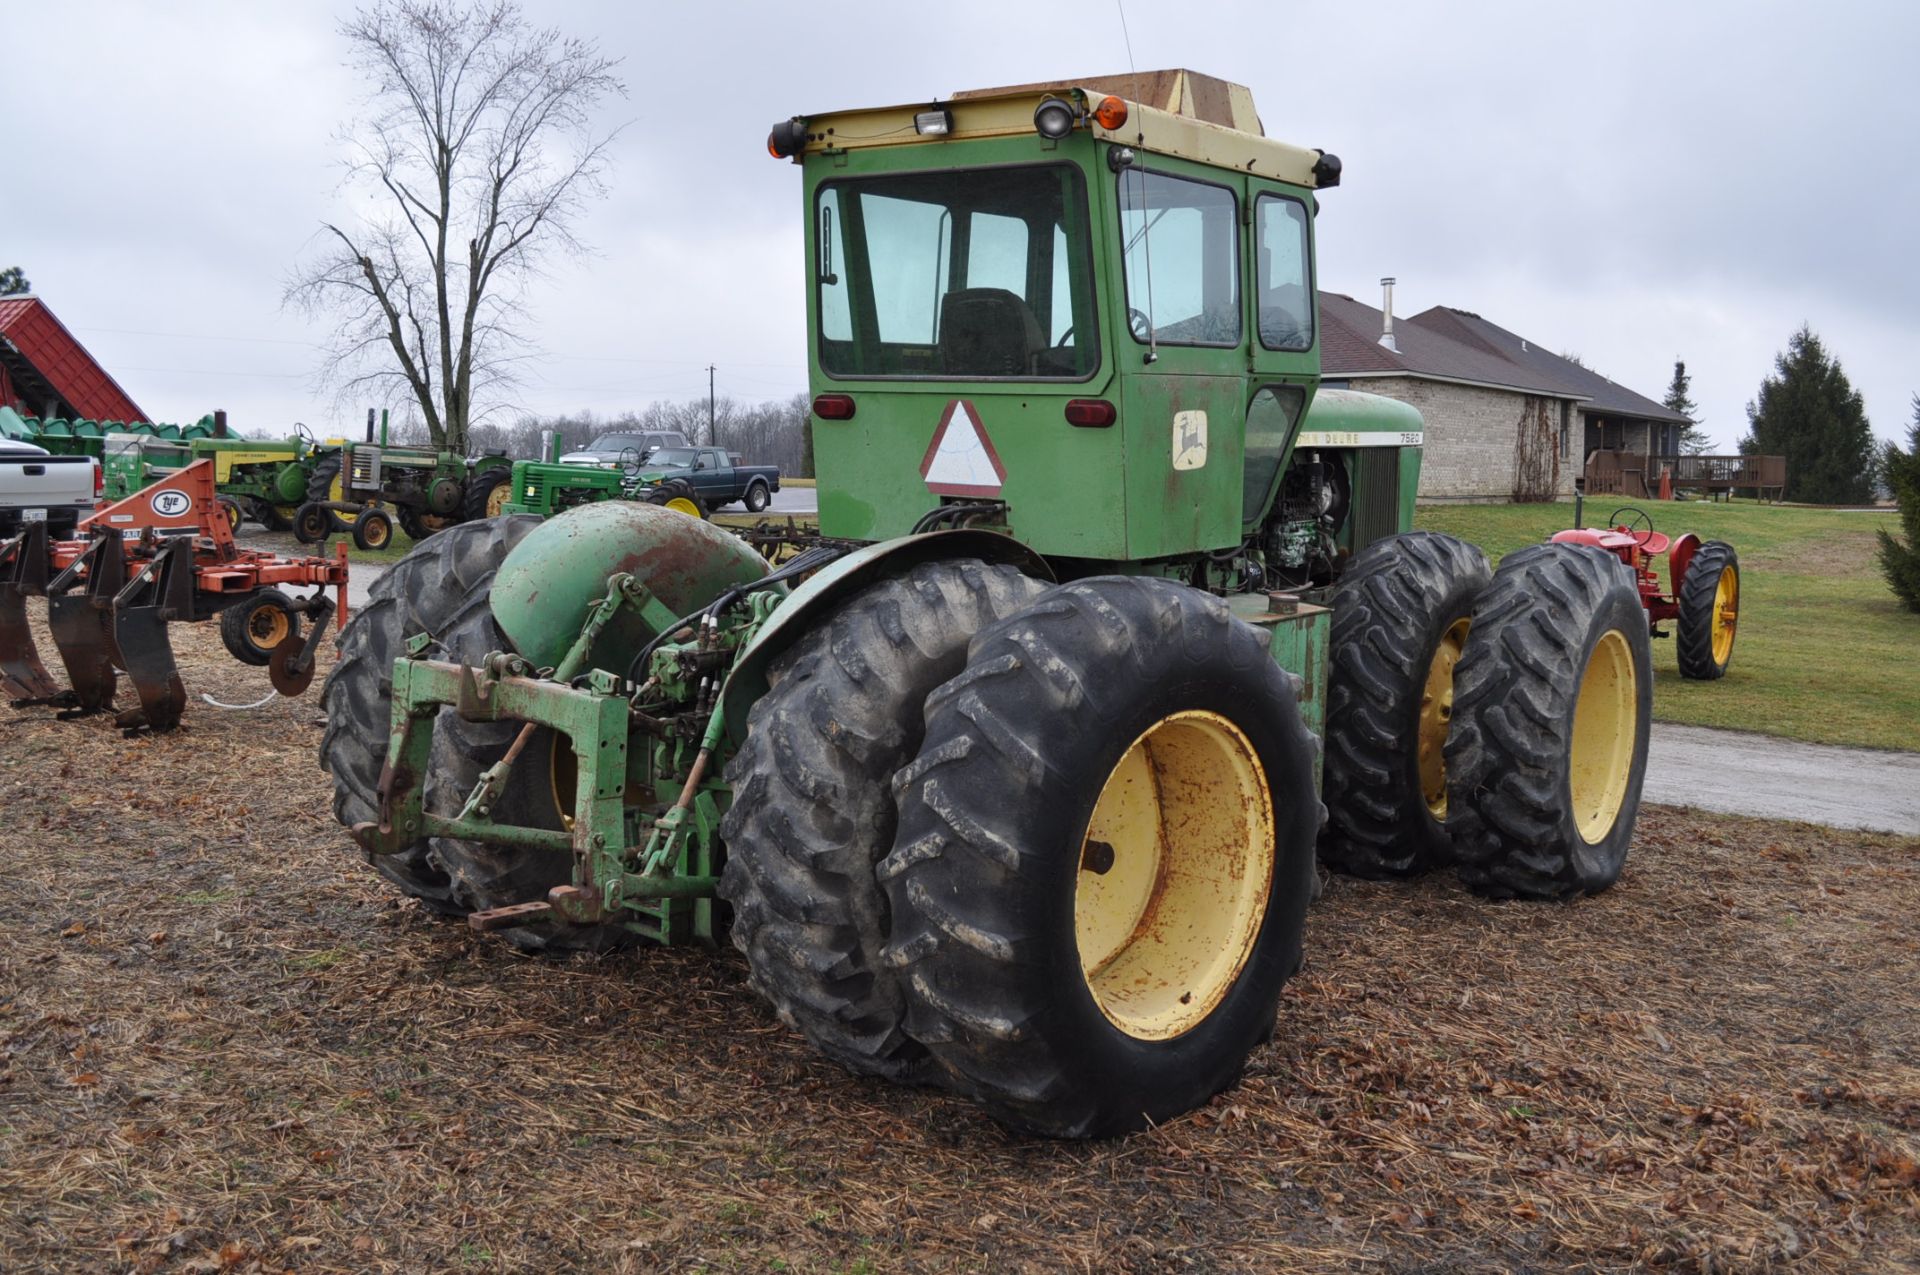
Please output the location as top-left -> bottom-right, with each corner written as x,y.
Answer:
1241,183 -> 1321,534
1107,155 -> 1250,557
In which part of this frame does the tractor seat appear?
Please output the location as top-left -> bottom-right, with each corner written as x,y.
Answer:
938,288 -> 1044,377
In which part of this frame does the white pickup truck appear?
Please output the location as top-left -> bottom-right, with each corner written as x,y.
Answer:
0,439 -> 99,539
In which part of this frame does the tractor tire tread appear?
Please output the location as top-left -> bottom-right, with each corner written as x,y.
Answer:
1320,531 -> 1490,877
879,577 -> 1322,1137
318,515 -> 541,912
1675,540 -> 1738,680
717,559 -> 1048,1080
1446,543 -> 1652,901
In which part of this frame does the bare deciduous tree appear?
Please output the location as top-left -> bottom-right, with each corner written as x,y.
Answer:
287,1 -> 624,453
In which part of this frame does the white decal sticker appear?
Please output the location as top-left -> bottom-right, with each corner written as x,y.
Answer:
1171,411 -> 1208,471
149,489 -> 192,517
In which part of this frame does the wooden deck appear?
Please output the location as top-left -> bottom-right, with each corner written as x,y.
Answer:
1582,451 -> 1786,501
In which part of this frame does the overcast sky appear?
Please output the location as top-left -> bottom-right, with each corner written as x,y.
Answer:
9,0 -> 1916,449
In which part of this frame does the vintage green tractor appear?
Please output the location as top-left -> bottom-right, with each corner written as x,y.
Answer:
500,445 -> 709,521
320,71 -> 1654,1137
294,410 -> 516,549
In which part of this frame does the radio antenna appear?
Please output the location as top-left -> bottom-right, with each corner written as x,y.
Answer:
1114,0 -> 1157,363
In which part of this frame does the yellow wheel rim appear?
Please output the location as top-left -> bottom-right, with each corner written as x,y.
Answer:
1419,617 -> 1470,818
364,518 -> 390,548
248,605 -> 290,649
664,496 -> 701,518
485,483 -> 511,518
224,504 -> 241,532
1569,629 -> 1637,843
1075,710 -> 1274,1041
1710,567 -> 1738,666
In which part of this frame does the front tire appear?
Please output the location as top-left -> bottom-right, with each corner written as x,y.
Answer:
1320,532 -> 1490,878
880,577 -> 1321,1138
718,560 -> 1048,1080
1676,540 -> 1739,680
1447,544 -> 1653,900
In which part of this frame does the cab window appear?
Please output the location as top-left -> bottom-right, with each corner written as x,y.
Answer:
1116,169 -> 1240,346
1256,195 -> 1314,352
815,164 -> 1098,379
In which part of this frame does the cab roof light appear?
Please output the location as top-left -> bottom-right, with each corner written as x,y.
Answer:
1092,95 -> 1128,130
767,118 -> 809,159
914,106 -> 954,136
1033,96 -> 1079,140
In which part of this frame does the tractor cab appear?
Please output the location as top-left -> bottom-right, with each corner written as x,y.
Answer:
770,70 -> 1421,577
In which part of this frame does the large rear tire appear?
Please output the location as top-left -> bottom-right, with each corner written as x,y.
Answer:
1675,540 -> 1739,680
318,516 -> 542,912
1320,531 -> 1490,878
718,560 -> 1048,1080
880,577 -> 1320,1138
1447,543 -> 1652,900
463,467 -> 513,522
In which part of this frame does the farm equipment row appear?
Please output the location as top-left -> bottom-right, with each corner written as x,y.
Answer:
1,458 -> 347,732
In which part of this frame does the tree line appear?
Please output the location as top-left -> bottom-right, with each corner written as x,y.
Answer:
384,391 -> 817,476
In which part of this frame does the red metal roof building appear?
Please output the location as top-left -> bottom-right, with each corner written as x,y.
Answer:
0,297 -> 149,423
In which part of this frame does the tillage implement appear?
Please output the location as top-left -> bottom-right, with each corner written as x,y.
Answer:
2,459 -> 347,732
321,70 -> 1656,1136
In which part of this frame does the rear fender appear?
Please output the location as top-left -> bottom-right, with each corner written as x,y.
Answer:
720,529 -> 1053,749
1668,532 -> 1701,596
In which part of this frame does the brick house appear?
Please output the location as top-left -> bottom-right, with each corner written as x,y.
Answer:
1317,285 -> 1691,502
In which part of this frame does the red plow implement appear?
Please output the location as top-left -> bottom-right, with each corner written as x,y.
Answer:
0,459 -> 348,732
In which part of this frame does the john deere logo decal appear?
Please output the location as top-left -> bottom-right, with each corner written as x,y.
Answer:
149,489 -> 192,517
920,400 -> 1007,497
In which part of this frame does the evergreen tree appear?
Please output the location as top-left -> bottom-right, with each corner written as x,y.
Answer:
1663,358 -> 1709,454
0,266 -> 27,296
1740,326 -> 1878,504
1876,394 -> 1920,611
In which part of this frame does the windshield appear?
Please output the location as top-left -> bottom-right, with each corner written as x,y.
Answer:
816,164 -> 1098,380
582,433 -> 649,455
647,447 -> 699,466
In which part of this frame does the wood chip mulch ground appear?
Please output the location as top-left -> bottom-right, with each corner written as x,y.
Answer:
1,618 -> 1916,1273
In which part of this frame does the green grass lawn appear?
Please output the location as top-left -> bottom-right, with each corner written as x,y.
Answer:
1415,499 -> 1917,751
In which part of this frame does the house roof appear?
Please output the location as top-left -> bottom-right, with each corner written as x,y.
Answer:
1317,291 -> 1690,425
1405,306 -> 1691,424
1319,292 -> 1581,400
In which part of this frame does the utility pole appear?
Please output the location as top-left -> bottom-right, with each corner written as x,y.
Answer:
706,364 -> 717,446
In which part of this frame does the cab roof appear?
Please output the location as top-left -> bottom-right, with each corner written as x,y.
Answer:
789,69 -> 1335,189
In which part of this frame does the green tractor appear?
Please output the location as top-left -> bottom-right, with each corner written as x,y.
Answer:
500,441 -> 709,521
101,432 -> 319,531
293,409 -> 516,549
320,71 -> 1653,1137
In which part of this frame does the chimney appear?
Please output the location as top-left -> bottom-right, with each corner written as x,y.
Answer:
1379,277 -> 1398,352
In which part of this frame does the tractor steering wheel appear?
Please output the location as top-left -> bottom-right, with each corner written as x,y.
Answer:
618,445 -> 643,476
1609,505 -> 1657,548
1127,307 -> 1154,340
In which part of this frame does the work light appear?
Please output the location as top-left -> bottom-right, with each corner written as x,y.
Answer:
914,107 -> 954,136
1033,97 -> 1077,139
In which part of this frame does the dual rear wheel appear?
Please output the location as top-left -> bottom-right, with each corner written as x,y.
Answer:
721,571 -> 1321,1137
1320,533 -> 1654,898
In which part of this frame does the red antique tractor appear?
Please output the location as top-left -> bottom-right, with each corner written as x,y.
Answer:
1552,504 -> 1740,679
